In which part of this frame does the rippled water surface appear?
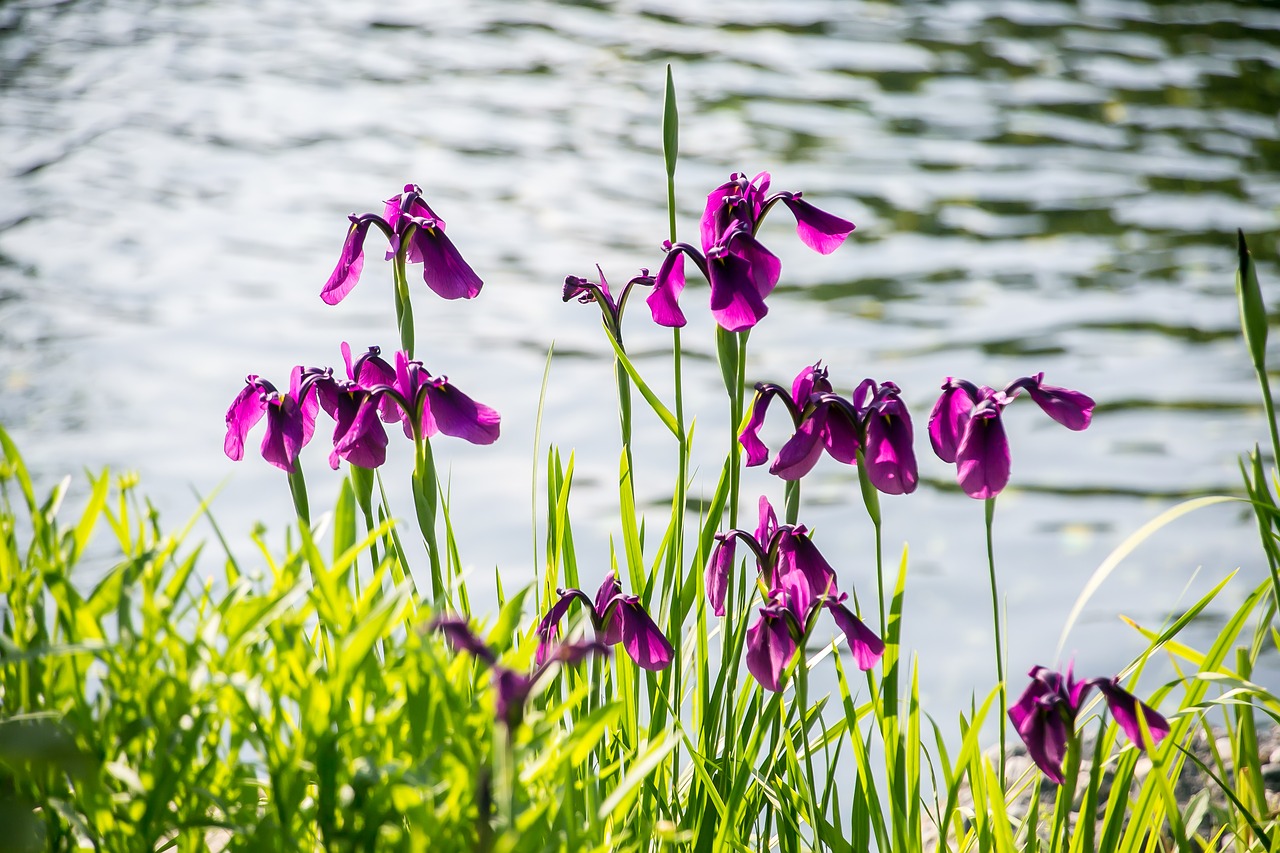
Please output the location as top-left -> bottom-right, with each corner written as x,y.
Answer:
3,0 -> 1279,715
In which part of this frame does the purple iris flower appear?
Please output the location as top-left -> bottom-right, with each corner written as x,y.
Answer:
432,616 -> 609,730
357,350 -> 501,447
224,366 -> 321,473
706,496 -> 840,618
740,363 -> 918,494
535,572 -> 674,672
563,265 -> 657,342
311,343 -> 397,470
928,374 -> 1095,499
648,172 -> 854,332
745,565 -> 883,692
1009,665 -> 1170,784
321,183 -> 483,305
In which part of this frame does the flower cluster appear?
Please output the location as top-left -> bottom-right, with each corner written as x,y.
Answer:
1010,664 -> 1170,784
740,362 -> 917,494
536,572 -> 674,672
928,374 -> 1095,499
224,343 -> 500,473
708,498 -> 883,690
648,172 -> 855,331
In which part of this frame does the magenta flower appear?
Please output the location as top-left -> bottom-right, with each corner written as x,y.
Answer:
321,183 -> 482,305
563,265 -> 658,342
928,374 -> 1094,499
224,366 -> 321,473
745,565 -> 883,692
535,572 -> 674,672
1009,665 -> 1169,784
706,496 -> 840,618
360,351 -> 501,446
740,364 -> 918,494
433,616 -> 608,729
648,172 -> 854,332
311,343 -> 397,470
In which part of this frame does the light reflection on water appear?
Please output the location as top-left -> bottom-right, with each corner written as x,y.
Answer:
1,0 -> 1278,717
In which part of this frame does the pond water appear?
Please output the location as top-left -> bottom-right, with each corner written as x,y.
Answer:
2,0 -> 1279,722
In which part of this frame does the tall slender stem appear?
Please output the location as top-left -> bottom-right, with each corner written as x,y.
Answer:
985,496 -> 1006,783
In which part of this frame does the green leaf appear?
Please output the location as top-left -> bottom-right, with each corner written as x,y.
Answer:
1237,230 -> 1269,374
604,332 -> 680,439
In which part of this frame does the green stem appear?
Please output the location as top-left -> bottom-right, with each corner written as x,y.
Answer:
795,650 -> 823,847
392,240 -> 415,358
856,451 -> 884,634
286,462 -> 310,530
783,479 -> 801,527
985,496 -> 1006,785
413,435 -> 443,603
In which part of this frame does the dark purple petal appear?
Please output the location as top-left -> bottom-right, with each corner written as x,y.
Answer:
820,405 -> 861,466
1095,679 -> 1170,749
755,496 -> 779,546
706,536 -> 736,617
1026,376 -> 1095,431
288,366 -> 320,448
411,223 -> 483,299
647,248 -> 688,328
745,607 -> 796,693
432,616 -> 497,665
331,394 -> 389,470
594,572 -> 623,645
546,639 -> 611,667
774,530 -> 839,598
321,219 -> 372,305
708,248 -> 771,332
224,380 -> 267,462
769,411 -> 828,480
493,668 -> 533,729
826,602 -> 884,670
791,362 -> 831,404
781,197 -> 855,255
954,407 -> 1010,499
928,381 -> 976,463
614,598 -> 674,671
740,385 -> 784,467
534,588 -> 593,666
422,379 -> 501,445
260,397 -> 305,473
701,179 -> 739,253
1015,704 -> 1070,785
863,398 -> 918,495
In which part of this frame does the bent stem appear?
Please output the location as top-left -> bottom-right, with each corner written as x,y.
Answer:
985,496 -> 1006,783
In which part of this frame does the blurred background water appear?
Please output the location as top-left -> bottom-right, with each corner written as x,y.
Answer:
2,0 -> 1279,722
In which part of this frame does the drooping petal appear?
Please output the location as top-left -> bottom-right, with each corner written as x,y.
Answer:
288,366 -> 320,448
826,602 -> 885,670
422,379 -> 501,445
819,403 -> 861,466
1015,704 -> 1070,785
745,607 -> 796,693
321,218 -> 373,305
1094,679 -> 1170,749
410,222 -> 483,300
864,398 -> 918,495
706,535 -> 736,618
928,381 -> 976,463
740,385 -> 784,467
331,393 -> 389,470
781,196 -> 855,255
534,588 -> 593,666
260,397 -> 305,473
1027,377 -> 1095,431
432,616 -> 497,665
613,598 -> 674,671
647,247 -> 688,328
708,249 -> 770,332
492,668 -> 533,730
954,407 -> 1011,499
224,379 -> 267,461
594,572 -> 623,645
769,410 -> 828,480
774,530 -> 839,598
701,178 -> 740,253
